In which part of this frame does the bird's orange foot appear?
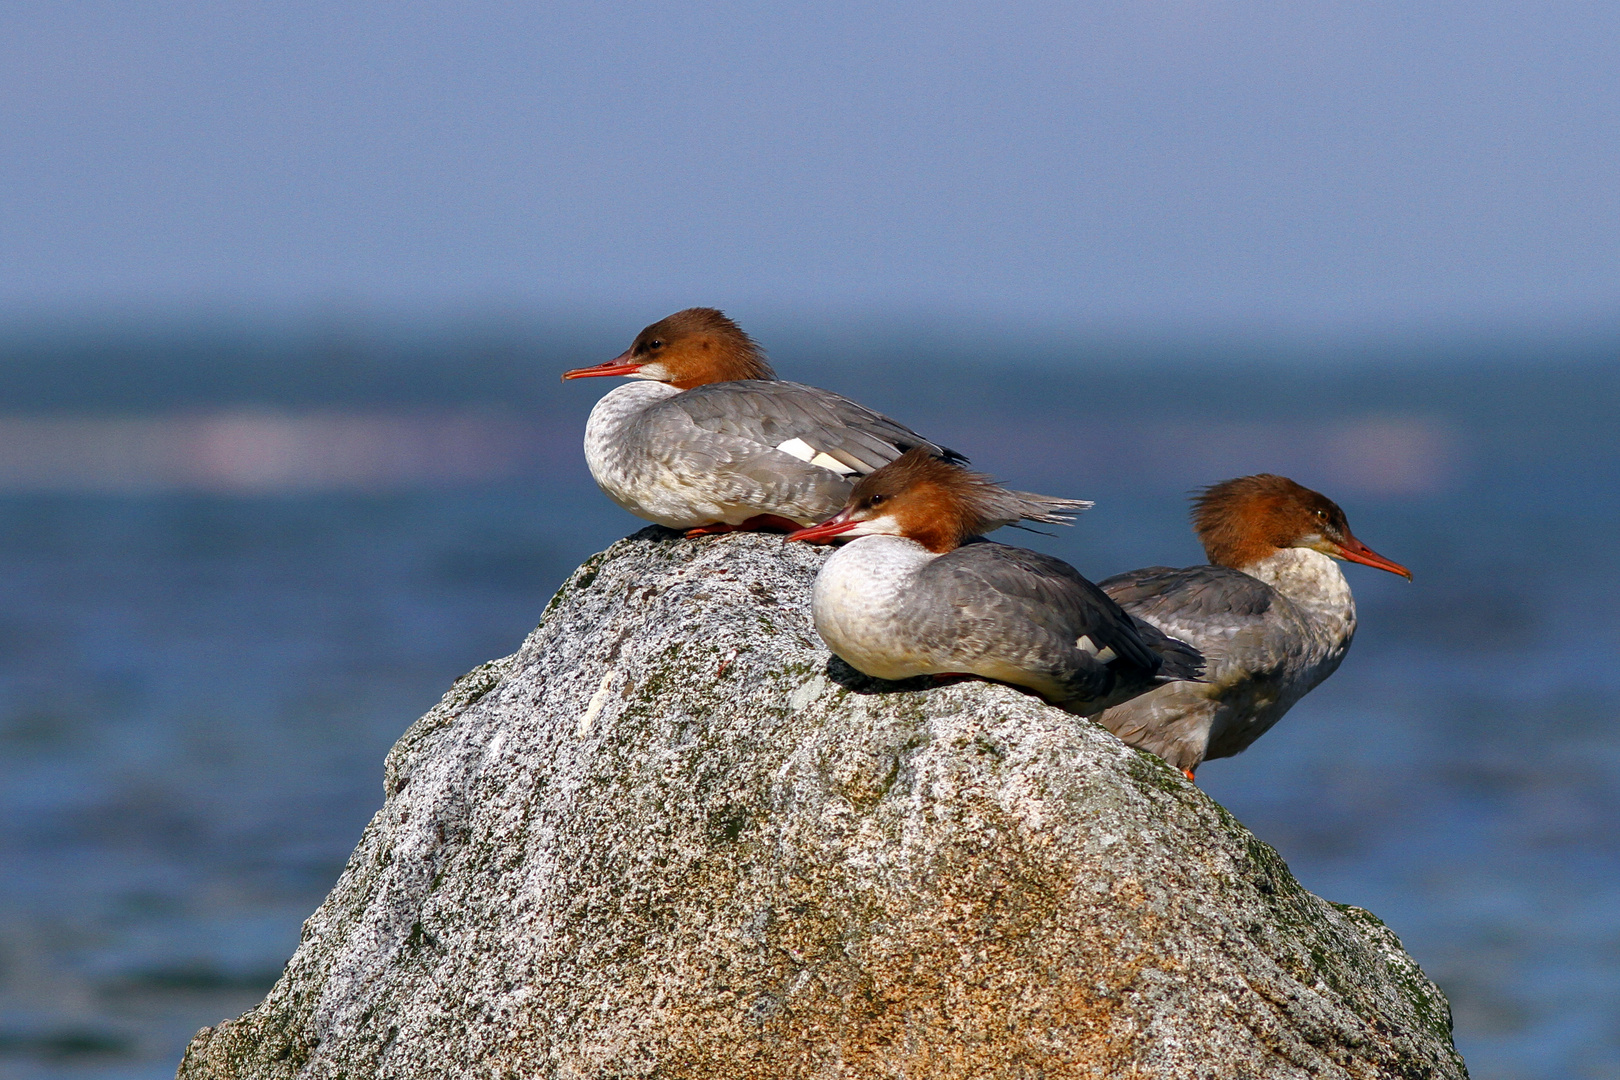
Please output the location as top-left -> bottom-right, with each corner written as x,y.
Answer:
685,514 -> 803,538
1182,768 -> 1197,783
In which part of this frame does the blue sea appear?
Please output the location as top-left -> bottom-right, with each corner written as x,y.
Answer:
0,325 -> 1616,1079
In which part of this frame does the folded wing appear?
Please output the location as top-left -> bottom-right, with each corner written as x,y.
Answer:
910,542 -> 1203,710
665,380 -> 966,476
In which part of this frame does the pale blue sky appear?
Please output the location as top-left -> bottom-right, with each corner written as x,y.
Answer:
2,1 -> 1616,333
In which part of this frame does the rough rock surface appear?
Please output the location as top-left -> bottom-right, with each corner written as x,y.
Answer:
178,529 -> 1467,1079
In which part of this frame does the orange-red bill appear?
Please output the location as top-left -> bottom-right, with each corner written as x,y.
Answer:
787,517 -> 857,544
1336,535 -> 1411,579
561,351 -> 640,380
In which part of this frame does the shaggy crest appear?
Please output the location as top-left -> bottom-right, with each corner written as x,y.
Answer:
845,449 -> 1091,552
1191,473 -> 1409,580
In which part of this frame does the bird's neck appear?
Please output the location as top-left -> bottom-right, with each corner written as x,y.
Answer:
1240,548 -> 1354,618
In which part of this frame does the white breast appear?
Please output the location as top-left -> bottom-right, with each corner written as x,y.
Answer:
582,382 -> 681,481
811,536 -> 940,680
1242,547 -> 1358,695
581,382 -> 725,529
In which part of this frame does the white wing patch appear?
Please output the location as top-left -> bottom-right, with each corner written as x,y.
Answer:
1076,635 -> 1118,664
775,437 -> 816,461
775,438 -> 858,475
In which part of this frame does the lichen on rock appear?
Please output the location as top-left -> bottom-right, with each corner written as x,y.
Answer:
178,528 -> 1467,1079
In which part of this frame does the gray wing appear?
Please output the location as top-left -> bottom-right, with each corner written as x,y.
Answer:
621,402 -> 854,524
667,380 -> 966,474
1100,565 -> 1275,656
921,543 -> 1171,678
1096,564 -> 1289,772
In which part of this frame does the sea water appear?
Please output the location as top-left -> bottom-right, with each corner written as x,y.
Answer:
0,351 -> 1615,1080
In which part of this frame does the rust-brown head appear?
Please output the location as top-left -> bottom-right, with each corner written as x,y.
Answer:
1192,474 -> 1410,578
788,449 -> 1090,554
561,308 -> 774,389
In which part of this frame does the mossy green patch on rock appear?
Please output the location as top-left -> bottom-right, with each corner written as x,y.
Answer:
178,530 -> 1466,1080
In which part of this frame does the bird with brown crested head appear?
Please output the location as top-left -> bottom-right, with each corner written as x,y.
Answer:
789,451 -> 1203,716
1096,473 -> 1409,781
1191,473 -> 1410,579
562,308 -> 775,390
560,309 -> 964,535
787,448 -> 1089,553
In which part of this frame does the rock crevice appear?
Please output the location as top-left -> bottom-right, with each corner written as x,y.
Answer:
179,528 -> 1466,1079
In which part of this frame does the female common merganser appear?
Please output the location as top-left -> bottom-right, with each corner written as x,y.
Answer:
788,450 -> 1203,715
562,308 -> 964,535
1095,474 -> 1411,780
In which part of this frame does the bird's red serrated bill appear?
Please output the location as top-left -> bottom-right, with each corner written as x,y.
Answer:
562,351 -> 641,380
1336,536 -> 1411,579
786,516 -> 858,544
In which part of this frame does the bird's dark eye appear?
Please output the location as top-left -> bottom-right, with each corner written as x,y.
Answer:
868,494 -> 886,506
646,339 -> 663,350
1315,508 -> 1328,520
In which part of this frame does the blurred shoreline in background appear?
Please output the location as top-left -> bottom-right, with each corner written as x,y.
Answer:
7,310 -> 1615,499
0,409 -> 1455,496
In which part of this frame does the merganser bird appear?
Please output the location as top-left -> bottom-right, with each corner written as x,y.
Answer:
562,308 -> 964,535
1095,474 -> 1411,780
788,450 -> 1204,714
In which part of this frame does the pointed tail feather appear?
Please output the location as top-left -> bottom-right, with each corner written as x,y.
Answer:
979,488 -> 1094,530
1127,616 -> 1206,683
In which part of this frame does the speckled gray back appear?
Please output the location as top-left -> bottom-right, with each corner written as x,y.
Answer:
178,529 -> 1466,1080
